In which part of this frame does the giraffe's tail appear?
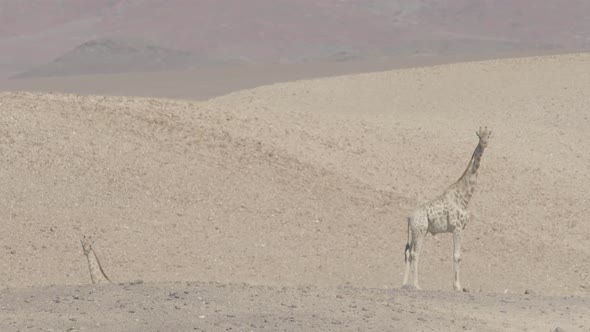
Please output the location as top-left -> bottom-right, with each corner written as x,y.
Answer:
404,217 -> 412,263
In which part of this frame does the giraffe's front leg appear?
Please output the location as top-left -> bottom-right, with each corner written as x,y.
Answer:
453,229 -> 463,291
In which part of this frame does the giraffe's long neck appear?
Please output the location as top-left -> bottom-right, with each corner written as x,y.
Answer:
453,142 -> 485,208
86,248 -> 111,284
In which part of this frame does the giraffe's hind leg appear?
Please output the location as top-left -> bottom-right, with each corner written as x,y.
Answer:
411,232 -> 425,290
404,214 -> 427,290
403,242 -> 412,287
402,218 -> 412,287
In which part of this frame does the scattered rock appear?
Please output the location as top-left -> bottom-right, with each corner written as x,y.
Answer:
524,289 -> 536,295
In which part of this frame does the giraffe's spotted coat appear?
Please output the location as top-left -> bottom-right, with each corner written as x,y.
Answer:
81,236 -> 111,284
403,127 -> 491,291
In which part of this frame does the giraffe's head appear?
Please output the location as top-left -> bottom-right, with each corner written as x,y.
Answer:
80,235 -> 95,256
475,126 -> 492,149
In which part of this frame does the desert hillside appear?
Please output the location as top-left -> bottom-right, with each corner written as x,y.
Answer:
11,37 -> 217,79
0,53 -> 589,331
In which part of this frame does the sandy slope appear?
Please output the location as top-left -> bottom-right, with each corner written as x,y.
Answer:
0,53 -> 589,330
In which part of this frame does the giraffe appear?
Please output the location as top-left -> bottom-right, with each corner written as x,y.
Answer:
80,235 -> 111,284
402,127 -> 492,291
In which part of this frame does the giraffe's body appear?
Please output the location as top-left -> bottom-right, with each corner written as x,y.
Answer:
81,236 -> 111,284
403,127 -> 491,291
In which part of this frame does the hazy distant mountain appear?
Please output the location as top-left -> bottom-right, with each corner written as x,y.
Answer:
11,37 -> 223,78
1,0 -> 589,78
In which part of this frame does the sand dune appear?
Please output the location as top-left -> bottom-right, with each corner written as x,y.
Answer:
0,53 -> 589,330
0,54 -> 552,101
